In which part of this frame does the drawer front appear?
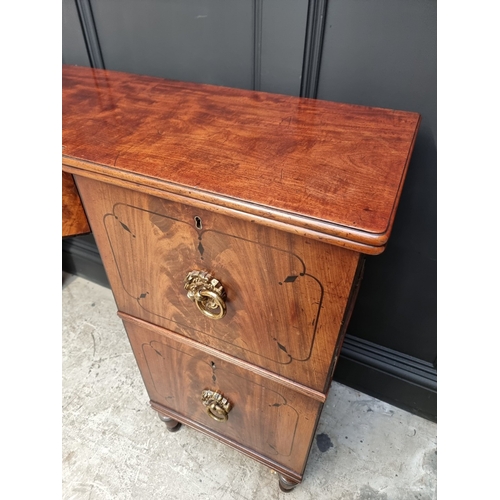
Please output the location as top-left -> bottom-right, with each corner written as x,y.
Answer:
75,176 -> 361,392
122,317 -> 322,475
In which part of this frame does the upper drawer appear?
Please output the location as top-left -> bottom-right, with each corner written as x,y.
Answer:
75,176 -> 361,392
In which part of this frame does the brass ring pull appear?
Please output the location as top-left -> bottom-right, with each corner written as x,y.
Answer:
184,271 -> 227,320
207,403 -> 228,422
201,390 -> 232,422
195,289 -> 226,320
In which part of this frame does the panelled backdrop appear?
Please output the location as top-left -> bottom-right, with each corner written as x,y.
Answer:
62,0 -> 436,421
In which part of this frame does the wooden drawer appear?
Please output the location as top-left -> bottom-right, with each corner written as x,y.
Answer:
75,176 -> 361,393
121,315 -> 323,478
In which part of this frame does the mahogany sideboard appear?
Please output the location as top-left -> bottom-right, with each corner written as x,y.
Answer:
62,64 -> 420,492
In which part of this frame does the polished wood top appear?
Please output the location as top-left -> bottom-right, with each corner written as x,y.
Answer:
62,65 -> 420,253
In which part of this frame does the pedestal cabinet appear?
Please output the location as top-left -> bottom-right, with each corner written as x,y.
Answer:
62,65 -> 420,491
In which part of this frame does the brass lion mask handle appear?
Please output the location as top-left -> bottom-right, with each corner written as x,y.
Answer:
184,270 -> 227,320
201,390 -> 232,422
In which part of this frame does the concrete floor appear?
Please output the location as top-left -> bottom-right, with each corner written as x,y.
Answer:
62,274 -> 437,500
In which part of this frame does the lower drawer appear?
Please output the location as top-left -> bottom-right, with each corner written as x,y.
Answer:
122,315 -> 323,477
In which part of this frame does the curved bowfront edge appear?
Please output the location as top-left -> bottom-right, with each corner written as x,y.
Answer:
64,157 -> 397,255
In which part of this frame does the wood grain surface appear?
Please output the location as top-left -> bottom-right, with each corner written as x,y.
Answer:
61,66 -> 422,486
62,171 -> 90,237
75,176 -> 361,392
122,316 -> 322,477
62,65 -> 420,253
118,312 -> 327,403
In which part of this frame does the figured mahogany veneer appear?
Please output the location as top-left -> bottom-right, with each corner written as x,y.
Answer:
62,171 -> 90,237
122,315 -> 322,478
62,65 -> 420,490
74,177 -> 361,393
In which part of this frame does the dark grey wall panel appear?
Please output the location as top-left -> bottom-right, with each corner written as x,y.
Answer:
317,0 -> 436,363
259,0 -> 308,96
62,0 -> 90,66
300,0 -> 328,98
350,126 -> 437,362
89,0 -> 255,89
318,0 -> 436,137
